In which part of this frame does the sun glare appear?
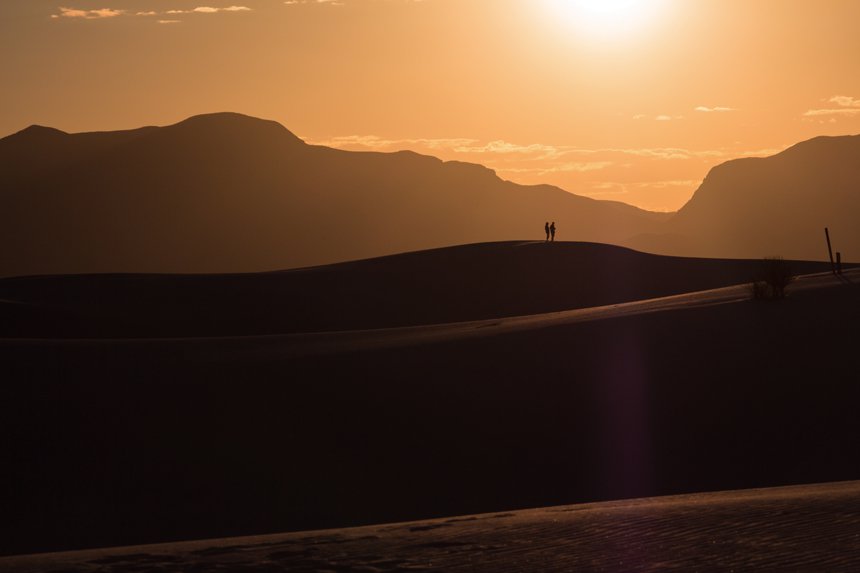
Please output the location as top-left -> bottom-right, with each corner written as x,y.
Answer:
544,0 -> 666,42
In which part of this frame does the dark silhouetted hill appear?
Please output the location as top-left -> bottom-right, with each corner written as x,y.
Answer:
5,114 -> 857,276
629,135 -> 860,261
0,113 -> 666,277
0,241 -> 837,338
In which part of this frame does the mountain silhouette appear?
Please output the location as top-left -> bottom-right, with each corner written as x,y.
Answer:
2,113 -> 857,277
0,112 -> 668,277
629,134 -> 860,261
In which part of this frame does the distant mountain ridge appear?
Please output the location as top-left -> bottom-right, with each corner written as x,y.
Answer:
1,112 -> 858,277
0,112 -> 666,277
630,134 -> 860,261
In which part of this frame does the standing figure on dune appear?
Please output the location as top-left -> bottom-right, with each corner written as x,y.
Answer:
545,221 -> 550,242
550,221 -> 556,242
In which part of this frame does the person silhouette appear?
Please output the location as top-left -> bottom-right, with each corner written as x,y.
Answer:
550,221 -> 556,242
544,221 -> 550,242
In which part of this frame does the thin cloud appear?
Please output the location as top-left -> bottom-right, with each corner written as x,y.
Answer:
613,148 -> 700,160
52,7 -> 124,19
166,6 -> 253,14
498,161 -> 614,176
453,140 -> 565,159
556,147 -> 723,161
307,135 -> 479,151
306,134 -> 784,167
634,114 -> 684,121
52,5 -> 252,22
695,106 -> 735,113
828,95 -> 860,108
284,0 -> 425,5
285,0 -> 346,5
803,108 -> 860,117
305,134 -> 784,212
803,95 -> 860,118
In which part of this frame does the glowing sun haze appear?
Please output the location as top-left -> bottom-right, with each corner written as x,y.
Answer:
3,0 -> 860,211
543,0 -> 669,42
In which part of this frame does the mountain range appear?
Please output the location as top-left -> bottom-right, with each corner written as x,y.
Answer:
1,112 -> 857,277
635,133 -> 860,261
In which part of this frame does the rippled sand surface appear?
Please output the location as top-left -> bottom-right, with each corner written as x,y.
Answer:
4,480 -> 859,573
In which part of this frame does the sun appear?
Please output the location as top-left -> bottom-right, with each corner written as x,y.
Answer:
544,0 -> 666,42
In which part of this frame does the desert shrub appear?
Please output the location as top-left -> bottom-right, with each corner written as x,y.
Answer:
750,256 -> 794,300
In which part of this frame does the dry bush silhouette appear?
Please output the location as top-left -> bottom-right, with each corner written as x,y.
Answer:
750,256 -> 794,300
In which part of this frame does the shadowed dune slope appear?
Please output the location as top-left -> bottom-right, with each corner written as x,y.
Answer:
2,268 -> 858,555
0,241 -> 838,337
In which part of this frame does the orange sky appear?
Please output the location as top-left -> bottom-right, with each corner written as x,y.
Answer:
3,0 -> 860,211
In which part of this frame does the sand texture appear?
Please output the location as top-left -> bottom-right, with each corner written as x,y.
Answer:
1,244 -> 858,557
2,481 -> 859,572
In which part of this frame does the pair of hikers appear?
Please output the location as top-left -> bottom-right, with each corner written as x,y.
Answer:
544,221 -> 556,242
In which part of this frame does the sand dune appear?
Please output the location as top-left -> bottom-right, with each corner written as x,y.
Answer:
2,480 -> 858,572
2,251 -> 858,555
178,267 -> 852,360
0,241 -> 838,338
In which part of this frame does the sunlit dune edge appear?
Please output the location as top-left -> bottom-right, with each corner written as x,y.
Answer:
2,480 -> 858,572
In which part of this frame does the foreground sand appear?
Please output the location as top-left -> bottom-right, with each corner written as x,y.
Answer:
3,480 -> 859,572
2,247 -> 858,555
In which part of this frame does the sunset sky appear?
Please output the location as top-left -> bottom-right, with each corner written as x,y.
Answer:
3,0 -> 860,211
